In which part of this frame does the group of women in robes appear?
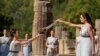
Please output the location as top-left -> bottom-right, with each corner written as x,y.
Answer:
0,12 -> 99,56
0,29 -> 40,56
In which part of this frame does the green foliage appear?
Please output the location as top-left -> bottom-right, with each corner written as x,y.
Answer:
0,0 -> 34,38
0,0 -> 100,39
51,0 -> 100,39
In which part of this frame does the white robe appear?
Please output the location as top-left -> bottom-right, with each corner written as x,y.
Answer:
7,41 -> 19,56
47,36 -> 57,56
0,36 -> 9,56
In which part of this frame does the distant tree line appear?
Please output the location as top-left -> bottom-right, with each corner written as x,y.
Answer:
0,0 -> 100,38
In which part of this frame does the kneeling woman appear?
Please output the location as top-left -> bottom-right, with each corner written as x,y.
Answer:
7,29 -> 40,56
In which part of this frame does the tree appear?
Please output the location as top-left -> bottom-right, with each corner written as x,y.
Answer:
0,0 -> 34,38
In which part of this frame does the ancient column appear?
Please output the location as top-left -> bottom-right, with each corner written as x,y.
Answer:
95,19 -> 100,56
32,0 -> 50,56
59,30 -> 70,55
95,19 -> 100,43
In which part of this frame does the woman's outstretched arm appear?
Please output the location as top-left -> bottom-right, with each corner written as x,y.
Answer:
16,33 -> 40,45
56,19 -> 81,28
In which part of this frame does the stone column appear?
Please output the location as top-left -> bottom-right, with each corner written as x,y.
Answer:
59,30 -> 70,55
32,0 -> 50,56
95,19 -> 100,36
95,19 -> 100,55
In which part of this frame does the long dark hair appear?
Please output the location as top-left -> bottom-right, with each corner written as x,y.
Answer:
81,13 -> 94,29
10,29 -> 18,41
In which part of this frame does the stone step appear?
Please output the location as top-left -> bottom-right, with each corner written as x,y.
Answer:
59,54 -> 75,56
